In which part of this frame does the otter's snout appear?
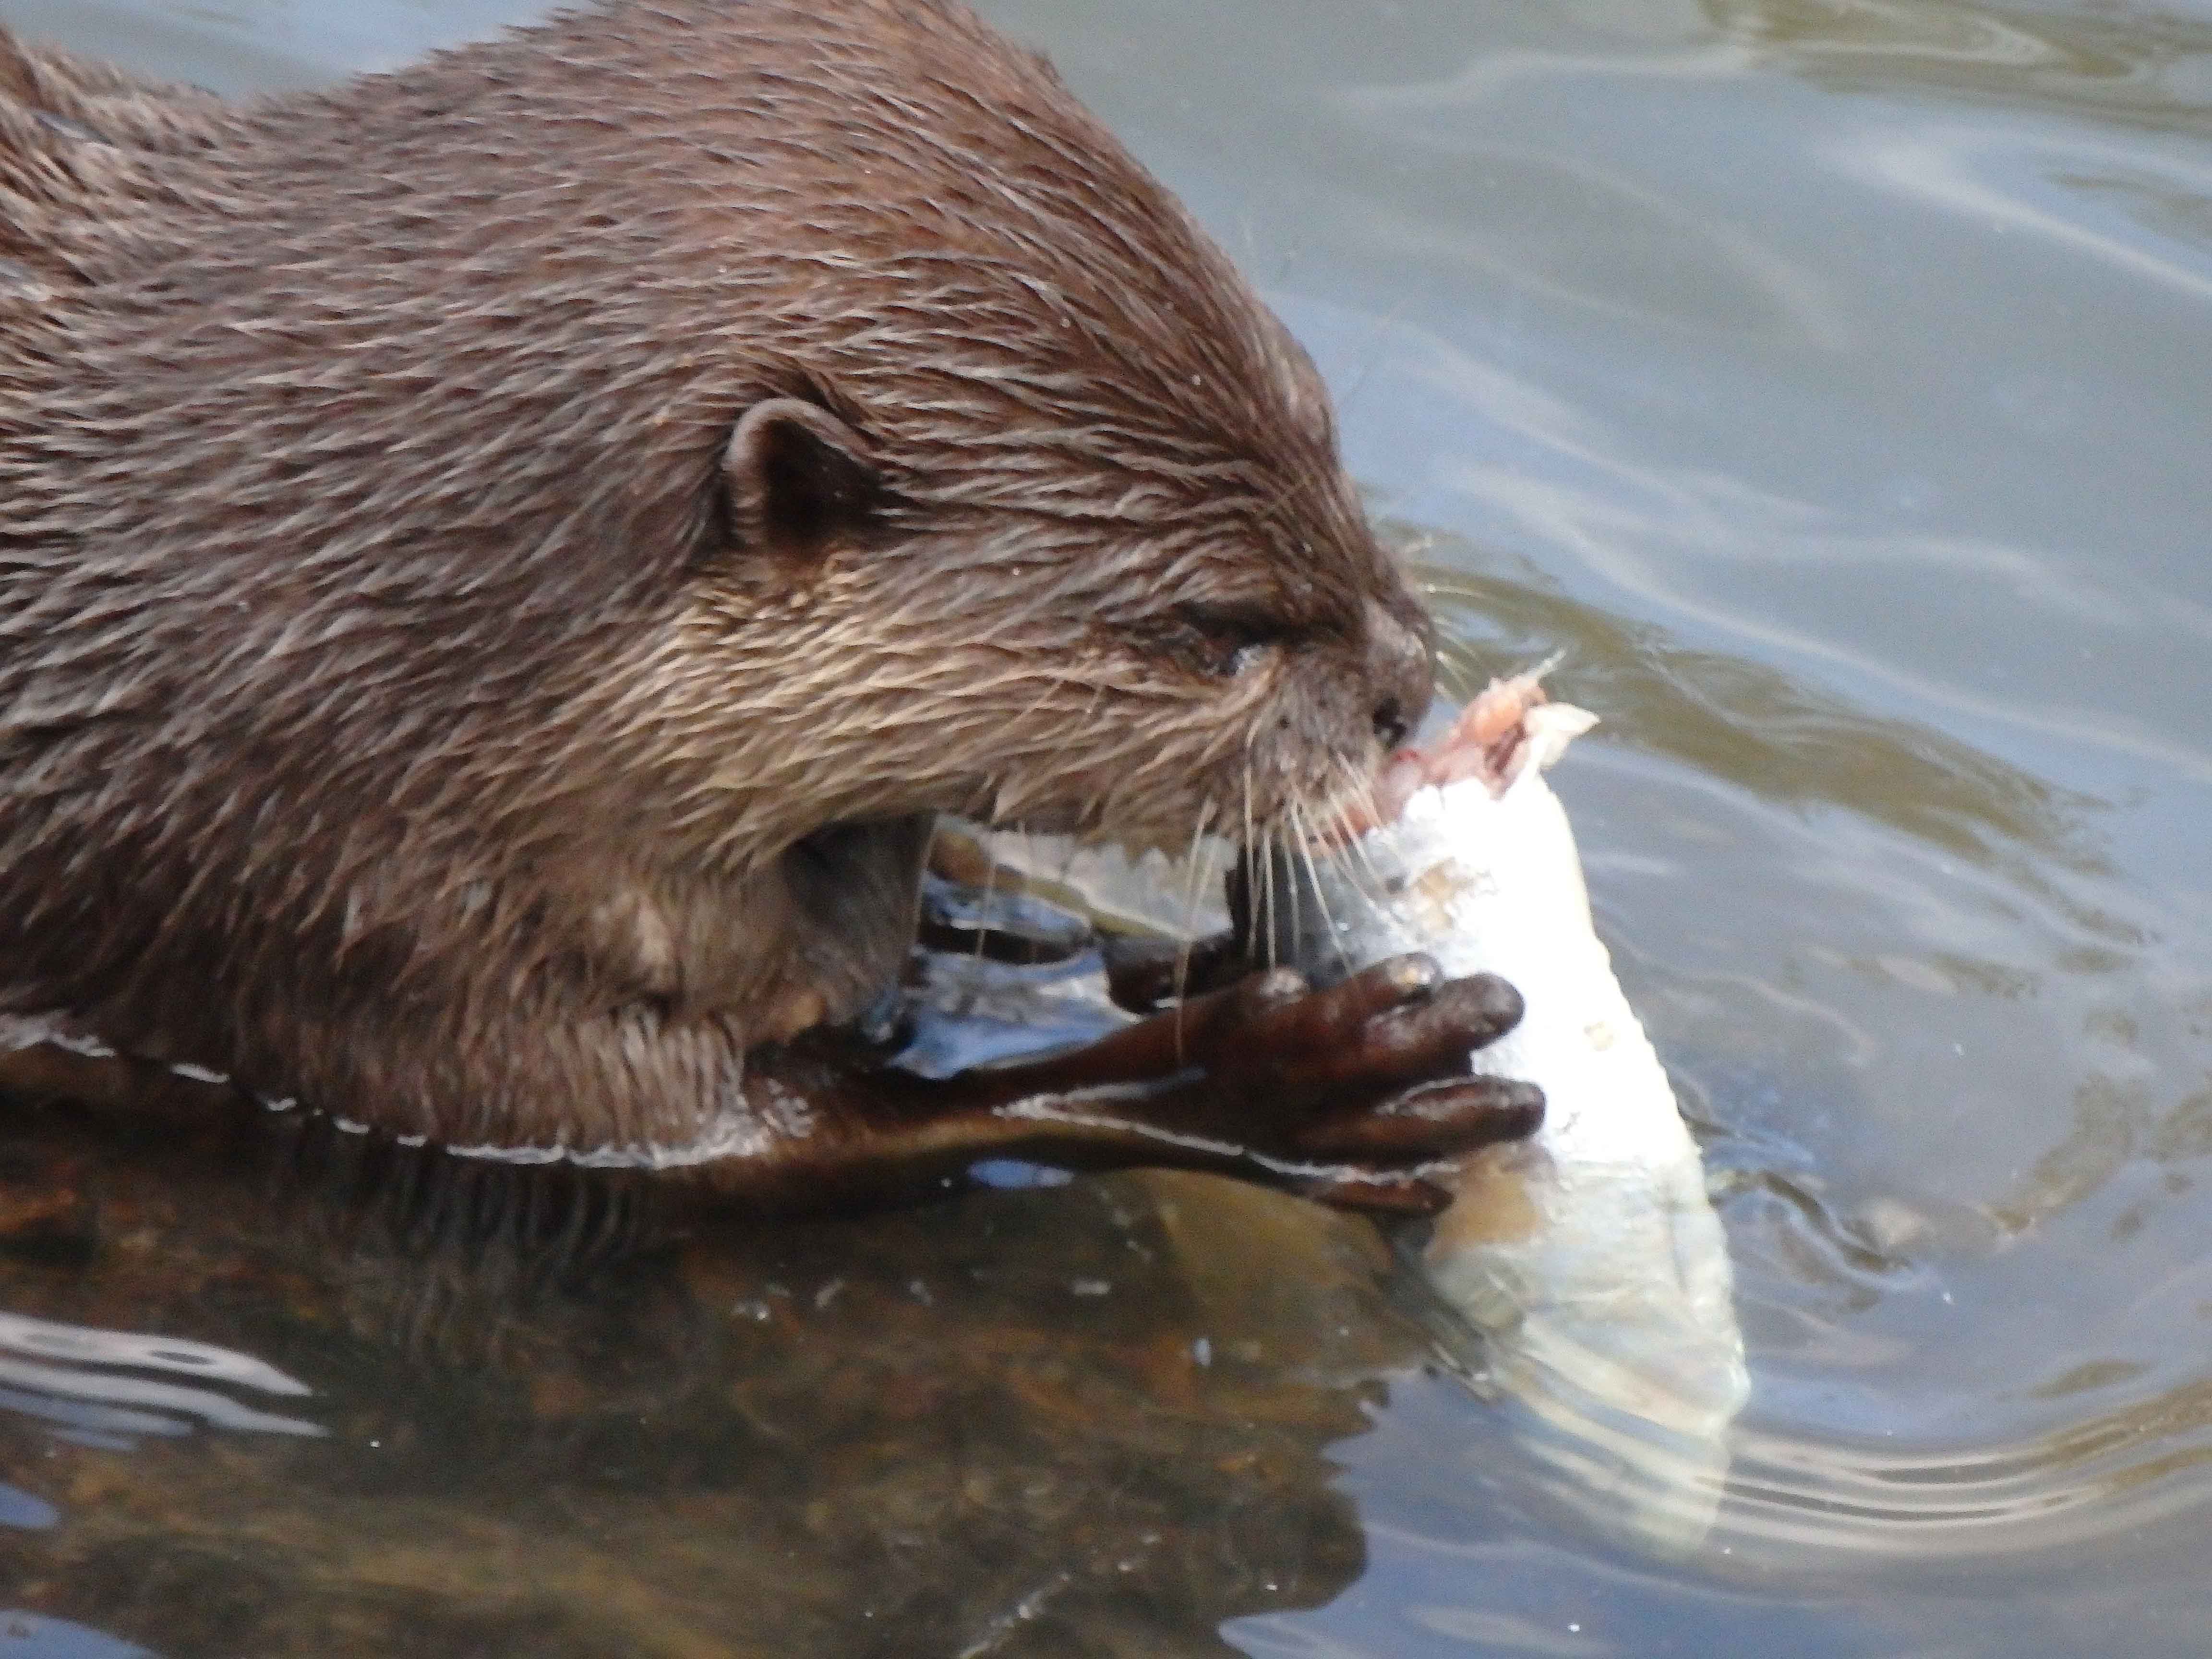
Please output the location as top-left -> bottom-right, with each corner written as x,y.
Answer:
1365,600 -> 1434,751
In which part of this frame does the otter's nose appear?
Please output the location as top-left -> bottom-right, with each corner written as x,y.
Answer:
1365,600 -> 1434,751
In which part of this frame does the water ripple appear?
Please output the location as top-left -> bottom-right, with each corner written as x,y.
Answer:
0,1311 -> 324,1446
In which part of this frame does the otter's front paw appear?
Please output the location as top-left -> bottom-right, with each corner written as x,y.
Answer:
1179,954 -> 1543,1213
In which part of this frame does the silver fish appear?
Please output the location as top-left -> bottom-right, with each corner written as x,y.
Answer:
1253,673 -> 1749,1553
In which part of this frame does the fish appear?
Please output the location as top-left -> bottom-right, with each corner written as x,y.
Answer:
1248,671 -> 1749,1553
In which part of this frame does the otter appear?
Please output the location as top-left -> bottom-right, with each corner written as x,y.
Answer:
0,0 -> 1539,1214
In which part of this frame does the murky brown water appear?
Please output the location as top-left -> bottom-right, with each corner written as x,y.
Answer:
0,0 -> 2207,1654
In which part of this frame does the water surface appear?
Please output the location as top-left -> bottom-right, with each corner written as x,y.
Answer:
0,0 -> 2207,1654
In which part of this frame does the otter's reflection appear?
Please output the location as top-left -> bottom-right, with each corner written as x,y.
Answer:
0,1083 -> 1422,1659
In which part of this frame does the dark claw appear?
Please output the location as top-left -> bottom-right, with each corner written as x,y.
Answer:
1324,953 -> 1444,1026
1427,972 -> 1524,1049
1242,966 -> 1310,1009
1256,963 -> 1515,1100
1288,1168 -> 1455,1216
1296,1075 -> 1544,1159
1350,974 -> 1522,1078
1230,954 -> 1439,1072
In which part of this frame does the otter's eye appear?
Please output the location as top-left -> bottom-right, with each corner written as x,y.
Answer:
1162,601 -> 1285,678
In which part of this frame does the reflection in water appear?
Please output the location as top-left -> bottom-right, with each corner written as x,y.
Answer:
1709,0 -> 2212,135
0,1097 -> 1407,1657
1716,1372 -> 2212,1559
0,1614 -> 153,1659
0,1311 -> 322,1445
1408,530 -> 2109,876
1310,114 -> 1855,347
1848,123 -> 2212,306
3,1053 -> 2205,1652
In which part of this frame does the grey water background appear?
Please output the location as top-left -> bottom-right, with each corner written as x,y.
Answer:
0,0 -> 2207,1655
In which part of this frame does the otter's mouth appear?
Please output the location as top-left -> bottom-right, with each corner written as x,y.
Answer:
927,819 -> 1238,945
929,729 -> 1391,951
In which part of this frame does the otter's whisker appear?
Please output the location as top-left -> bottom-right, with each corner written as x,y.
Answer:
1176,804 -> 1210,938
1194,832 -> 1222,953
1256,820 -> 1277,974
1331,756 -> 1393,910
911,815 -> 940,946
974,834 -> 1000,961
1290,794 -> 1349,981
1167,805 -> 1213,1066
1237,757 -> 1257,969
1170,800 -> 1217,1014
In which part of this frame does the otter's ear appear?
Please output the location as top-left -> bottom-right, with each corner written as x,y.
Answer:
721,397 -> 881,564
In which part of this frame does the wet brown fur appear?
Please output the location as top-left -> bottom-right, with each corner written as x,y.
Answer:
0,2 -> 1433,1158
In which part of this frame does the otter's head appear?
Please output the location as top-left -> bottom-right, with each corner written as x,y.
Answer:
41,0 -> 1433,904
608,0 -> 1434,870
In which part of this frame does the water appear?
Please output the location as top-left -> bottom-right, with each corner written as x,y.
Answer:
0,0 -> 2208,1653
